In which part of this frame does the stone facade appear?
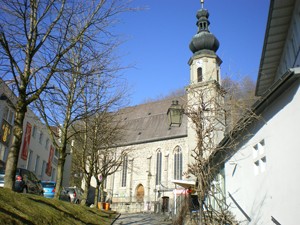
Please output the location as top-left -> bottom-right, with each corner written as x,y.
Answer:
108,136 -> 189,213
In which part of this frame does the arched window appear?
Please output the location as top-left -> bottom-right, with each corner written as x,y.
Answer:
156,149 -> 162,185
121,155 -> 128,187
197,67 -> 203,82
174,146 -> 182,180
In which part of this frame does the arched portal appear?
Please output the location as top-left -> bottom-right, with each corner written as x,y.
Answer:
135,184 -> 144,203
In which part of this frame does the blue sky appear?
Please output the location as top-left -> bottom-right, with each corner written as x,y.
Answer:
117,0 -> 270,106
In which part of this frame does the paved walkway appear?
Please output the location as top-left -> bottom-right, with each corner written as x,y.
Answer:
112,213 -> 172,225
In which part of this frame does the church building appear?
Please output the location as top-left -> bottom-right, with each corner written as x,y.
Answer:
105,2 -> 223,214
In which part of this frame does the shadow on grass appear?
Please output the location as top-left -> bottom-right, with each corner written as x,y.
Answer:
0,207 -> 34,225
28,197 -> 91,224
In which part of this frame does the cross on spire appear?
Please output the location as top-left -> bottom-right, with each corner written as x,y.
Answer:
200,0 -> 204,9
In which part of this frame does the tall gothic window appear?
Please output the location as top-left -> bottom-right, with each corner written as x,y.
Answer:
121,155 -> 128,187
174,146 -> 182,180
156,149 -> 162,185
197,67 -> 203,82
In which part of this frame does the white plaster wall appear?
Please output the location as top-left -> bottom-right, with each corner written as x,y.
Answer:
225,81 -> 300,225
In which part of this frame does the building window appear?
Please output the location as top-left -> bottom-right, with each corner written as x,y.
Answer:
39,132 -> 43,144
147,156 -> 152,173
121,155 -> 128,187
0,144 -> 7,161
3,106 -> 14,125
45,138 -> 49,150
39,131 -> 43,144
253,139 -> 266,175
54,149 -> 59,158
197,67 -> 203,82
156,149 -> 162,185
41,160 -> 46,177
26,150 -> 33,170
174,146 -> 182,180
34,155 -> 40,174
51,168 -> 56,181
32,125 -> 36,138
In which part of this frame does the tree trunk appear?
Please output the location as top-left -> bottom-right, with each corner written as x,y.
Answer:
54,152 -> 66,198
94,182 -> 100,208
81,173 -> 93,206
100,181 -> 105,203
4,101 -> 27,189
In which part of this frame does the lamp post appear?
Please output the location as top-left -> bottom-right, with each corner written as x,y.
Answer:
167,100 -> 183,127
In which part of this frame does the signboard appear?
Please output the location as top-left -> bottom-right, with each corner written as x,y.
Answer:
21,122 -> 32,160
0,119 -> 12,146
173,189 -> 189,195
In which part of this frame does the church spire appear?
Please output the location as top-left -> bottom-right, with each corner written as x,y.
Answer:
189,1 -> 219,54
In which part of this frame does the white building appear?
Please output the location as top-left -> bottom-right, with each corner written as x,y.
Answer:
213,0 -> 300,224
0,80 -> 58,181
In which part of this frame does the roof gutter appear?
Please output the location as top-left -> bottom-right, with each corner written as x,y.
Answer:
253,68 -> 300,114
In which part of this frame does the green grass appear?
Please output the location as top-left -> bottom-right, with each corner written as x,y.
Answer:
0,188 -> 117,225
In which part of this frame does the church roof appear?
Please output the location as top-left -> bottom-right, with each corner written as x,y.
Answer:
114,97 -> 187,146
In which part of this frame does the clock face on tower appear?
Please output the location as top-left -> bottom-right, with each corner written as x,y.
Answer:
196,60 -> 203,67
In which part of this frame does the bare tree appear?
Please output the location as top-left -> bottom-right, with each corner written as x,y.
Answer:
0,0 -> 134,190
177,77 -> 259,225
71,110 -> 128,206
142,87 -> 186,104
35,24 -> 129,198
91,113 -> 128,206
222,75 -> 258,133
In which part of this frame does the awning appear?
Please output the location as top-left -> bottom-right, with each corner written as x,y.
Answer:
172,179 -> 195,189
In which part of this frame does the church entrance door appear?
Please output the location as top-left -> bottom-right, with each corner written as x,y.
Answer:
136,184 -> 144,202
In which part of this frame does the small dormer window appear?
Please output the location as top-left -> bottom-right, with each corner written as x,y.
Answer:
197,67 -> 203,82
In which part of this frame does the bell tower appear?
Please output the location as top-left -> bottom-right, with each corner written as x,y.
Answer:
186,1 -> 224,158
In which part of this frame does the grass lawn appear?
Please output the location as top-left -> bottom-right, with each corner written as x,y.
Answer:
0,188 -> 117,224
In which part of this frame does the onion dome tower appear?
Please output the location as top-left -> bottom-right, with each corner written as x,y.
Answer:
188,0 -> 222,85
189,9 -> 219,54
